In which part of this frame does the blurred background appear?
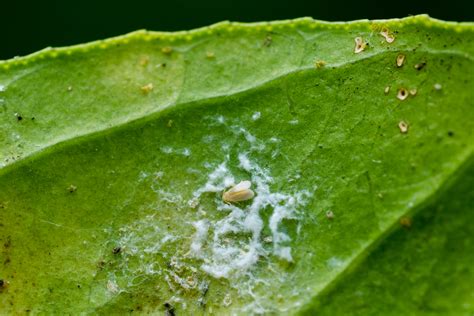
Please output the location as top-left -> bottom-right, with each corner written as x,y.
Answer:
1,0 -> 473,60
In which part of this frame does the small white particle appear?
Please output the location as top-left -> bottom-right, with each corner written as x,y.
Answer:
216,115 -> 225,124
182,148 -> 191,156
252,112 -> 261,121
0,85 -> 5,92
289,119 -> 299,125
327,257 -> 344,269
160,146 -> 173,154
434,83 -> 442,90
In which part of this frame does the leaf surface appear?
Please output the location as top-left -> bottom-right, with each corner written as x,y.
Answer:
0,15 -> 473,315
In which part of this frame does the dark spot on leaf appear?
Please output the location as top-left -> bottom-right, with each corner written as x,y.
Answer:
448,131 -> 454,137
414,62 -> 426,70
164,302 -> 175,316
113,246 -> 122,254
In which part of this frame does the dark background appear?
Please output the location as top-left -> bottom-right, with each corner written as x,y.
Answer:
1,0 -> 473,60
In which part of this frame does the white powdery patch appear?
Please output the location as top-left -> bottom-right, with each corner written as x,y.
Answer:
190,152 -> 310,279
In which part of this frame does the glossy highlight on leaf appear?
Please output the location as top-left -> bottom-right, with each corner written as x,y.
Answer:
0,15 -> 473,315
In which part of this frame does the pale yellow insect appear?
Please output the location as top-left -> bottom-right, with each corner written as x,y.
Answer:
222,180 -> 255,203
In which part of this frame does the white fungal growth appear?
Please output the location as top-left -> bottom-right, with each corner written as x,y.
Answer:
190,220 -> 210,256
191,152 -> 311,279
109,116 -> 315,313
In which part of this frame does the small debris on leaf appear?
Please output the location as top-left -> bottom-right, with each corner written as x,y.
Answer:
314,60 -> 326,68
139,56 -> 149,66
409,88 -> 417,96
326,210 -> 335,219
434,83 -> 442,90
414,62 -> 426,70
112,246 -> 122,254
206,51 -> 215,59
380,28 -> 395,43
384,86 -> 390,95
396,54 -> 406,67
140,83 -> 153,94
67,86 -> 73,92
68,185 -> 77,193
161,47 -> 173,55
397,88 -> 409,100
0,279 -> 9,290
400,217 -> 412,228
263,35 -> 273,47
398,121 -> 409,133
354,37 -> 367,53
164,302 -> 175,316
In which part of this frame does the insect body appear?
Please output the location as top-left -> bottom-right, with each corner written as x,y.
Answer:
222,180 -> 255,203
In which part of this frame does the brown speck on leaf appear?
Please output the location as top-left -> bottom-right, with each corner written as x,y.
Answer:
398,121 -> 409,133
400,217 -> 412,228
112,246 -> 122,254
396,54 -> 405,67
161,47 -> 173,55
140,83 -> 153,94
380,28 -> 395,43
354,37 -> 367,53
206,51 -> 215,59
68,185 -> 77,193
164,302 -> 175,316
326,211 -> 334,219
397,88 -> 409,100
0,279 -> 9,290
384,86 -> 390,95
314,60 -> 326,69
97,260 -> 106,270
414,62 -> 426,70
263,35 -> 273,47
139,56 -> 149,66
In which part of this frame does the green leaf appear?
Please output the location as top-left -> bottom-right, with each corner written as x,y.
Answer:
0,15 -> 473,315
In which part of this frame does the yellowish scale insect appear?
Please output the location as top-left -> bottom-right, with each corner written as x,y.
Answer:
222,180 -> 255,203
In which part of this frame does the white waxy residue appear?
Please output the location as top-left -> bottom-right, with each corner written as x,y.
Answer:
191,151 -> 311,279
